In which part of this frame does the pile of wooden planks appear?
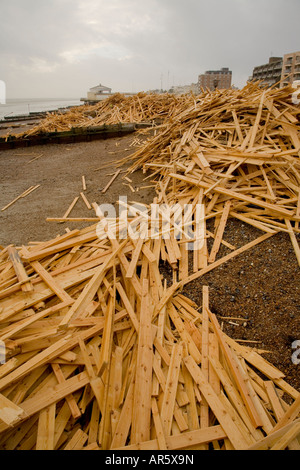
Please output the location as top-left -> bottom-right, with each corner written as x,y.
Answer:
118,83 -> 300,241
0,206 -> 300,450
6,92 -> 186,139
0,83 -> 300,450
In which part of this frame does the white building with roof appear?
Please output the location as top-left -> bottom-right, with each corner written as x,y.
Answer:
86,84 -> 112,101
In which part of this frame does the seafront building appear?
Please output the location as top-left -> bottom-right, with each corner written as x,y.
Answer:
86,84 -> 112,101
197,68 -> 232,91
280,51 -> 300,87
250,51 -> 300,88
81,83 -> 136,104
250,57 -> 283,88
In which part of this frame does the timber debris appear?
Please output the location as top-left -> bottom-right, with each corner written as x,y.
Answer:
0,83 -> 299,450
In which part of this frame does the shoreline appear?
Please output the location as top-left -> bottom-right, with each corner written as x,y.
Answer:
0,103 -> 84,138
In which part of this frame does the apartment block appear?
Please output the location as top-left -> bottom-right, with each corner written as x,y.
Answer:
251,57 -> 283,88
281,51 -> 300,87
198,68 -> 232,91
250,51 -> 300,88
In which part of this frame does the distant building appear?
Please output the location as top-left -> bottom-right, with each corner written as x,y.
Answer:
198,68 -> 232,91
280,51 -> 300,87
170,83 -> 199,95
81,83 -> 136,103
250,57 -> 283,88
250,51 -> 300,88
86,84 -> 112,102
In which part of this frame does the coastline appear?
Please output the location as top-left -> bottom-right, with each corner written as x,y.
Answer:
0,97 -> 83,121
0,99 -> 84,137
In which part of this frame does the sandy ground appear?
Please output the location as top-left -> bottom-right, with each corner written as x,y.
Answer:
1,130 -> 300,392
0,132 -> 155,247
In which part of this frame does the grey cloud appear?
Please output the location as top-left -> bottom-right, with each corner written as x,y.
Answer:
0,0 -> 299,97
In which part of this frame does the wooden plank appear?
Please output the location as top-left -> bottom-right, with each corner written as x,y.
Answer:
110,379 -> 135,449
264,381 -> 286,422
270,393 -> 300,434
169,173 -> 299,220
182,353 -> 199,431
1,185 -> 40,212
61,196 -> 79,220
183,355 -> 250,450
7,246 -> 33,292
0,393 -> 27,426
201,286 -> 210,430
207,308 -> 263,429
247,419 -> 300,451
160,342 -> 183,437
116,282 -> 139,332
0,301 -> 72,343
113,425 -> 227,450
248,90 -> 266,150
88,399 -> 100,445
208,200 -> 231,263
28,257 -> 74,305
273,421 -> 300,450
0,371 -> 90,435
0,320 -> 108,393
80,192 -> 92,210
36,403 -> 56,450
97,296 -> 114,377
179,235 -> 189,281
82,175 -> 86,191
58,238 -> 128,327
285,219 -> 300,267
51,363 -> 81,420
131,279 -> 153,444
151,397 -> 168,450
20,229 -> 98,262
46,217 -> 100,222
102,169 -> 121,194
125,238 -> 144,279
167,304 -> 201,364
208,354 -> 261,440
64,429 -> 88,450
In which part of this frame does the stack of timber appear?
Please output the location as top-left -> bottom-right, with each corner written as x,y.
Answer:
4,92 -> 186,140
0,83 -> 300,450
118,82 -> 300,244
0,208 -> 300,451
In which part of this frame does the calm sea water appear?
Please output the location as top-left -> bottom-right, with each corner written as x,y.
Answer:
0,98 -> 83,120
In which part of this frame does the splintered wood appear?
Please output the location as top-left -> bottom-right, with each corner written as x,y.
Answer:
5,92 -> 185,140
0,83 -> 300,450
115,82 -> 300,268
0,219 -> 299,451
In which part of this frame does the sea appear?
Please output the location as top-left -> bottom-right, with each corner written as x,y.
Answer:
0,98 -> 84,120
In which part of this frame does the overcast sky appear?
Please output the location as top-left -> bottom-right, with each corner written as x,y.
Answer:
0,0 -> 299,98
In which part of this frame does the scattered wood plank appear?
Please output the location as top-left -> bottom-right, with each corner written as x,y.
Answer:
1,185 -> 40,212
82,176 -> 86,191
61,196 -> 79,220
101,169 -> 121,194
0,84 -> 299,451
